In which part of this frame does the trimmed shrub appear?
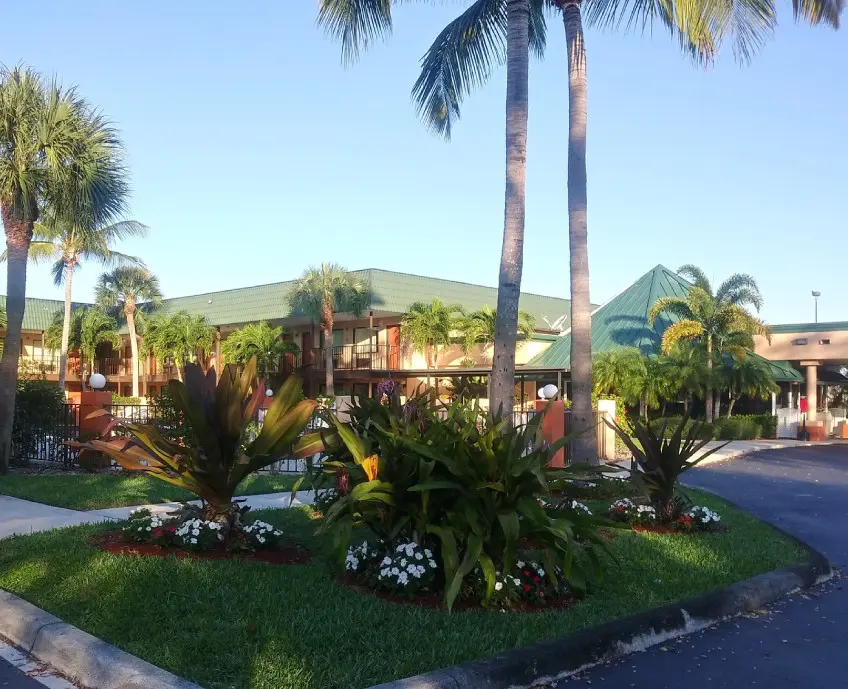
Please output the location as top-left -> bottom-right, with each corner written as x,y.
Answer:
715,417 -> 762,440
649,416 -> 715,440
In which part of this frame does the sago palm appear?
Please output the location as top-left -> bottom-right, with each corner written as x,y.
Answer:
401,299 -> 466,389
6,216 -> 147,390
0,66 -> 129,472
288,263 -> 368,396
95,267 -> 162,396
648,265 -> 770,422
142,311 -> 214,383
317,0 -> 533,420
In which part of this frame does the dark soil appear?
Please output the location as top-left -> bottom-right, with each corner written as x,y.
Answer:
90,530 -> 312,565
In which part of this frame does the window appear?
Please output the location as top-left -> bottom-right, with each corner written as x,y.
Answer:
792,338 -> 808,346
819,339 -> 831,345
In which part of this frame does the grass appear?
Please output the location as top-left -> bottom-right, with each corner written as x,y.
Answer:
0,473 -> 301,510
0,490 -> 805,689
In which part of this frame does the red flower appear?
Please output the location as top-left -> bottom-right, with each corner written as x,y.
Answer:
165,526 -> 177,533
533,576 -> 540,583
153,529 -> 163,538
523,570 -> 531,576
523,584 -> 531,592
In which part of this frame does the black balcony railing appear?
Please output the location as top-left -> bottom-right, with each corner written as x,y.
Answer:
311,344 -> 402,371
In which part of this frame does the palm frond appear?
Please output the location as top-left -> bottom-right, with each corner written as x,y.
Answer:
715,273 -> 763,309
698,0 -> 776,64
677,264 -> 712,293
660,319 -> 704,353
647,296 -> 693,326
318,0 -> 394,64
792,0 -> 845,27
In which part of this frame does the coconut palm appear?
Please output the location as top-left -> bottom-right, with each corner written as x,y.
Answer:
220,321 -> 300,380
45,307 -> 121,389
722,355 -> 778,417
4,216 -> 147,390
461,305 -> 535,356
0,66 -> 129,473
142,311 -> 214,383
95,267 -> 162,396
288,263 -> 368,396
316,0 -> 533,419
648,265 -> 770,422
401,299 -> 466,390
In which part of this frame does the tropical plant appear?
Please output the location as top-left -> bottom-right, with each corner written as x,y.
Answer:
4,216 -> 147,390
75,358 -> 322,531
0,305 -> 6,357
302,395 -> 608,609
592,347 -> 645,404
401,299 -> 466,390
648,265 -> 771,422
662,342 -> 709,413
609,413 -> 728,519
11,379 -> 66,465
45,308 -> 121,388
460,306 -> 535,356
288,263 -> 368,395
141,311 -> 214,383
95,267 -> 162,396
220,321 -> 299,380
444,375 -> 489,402
0,66 -> 129,473
721,355 -> 778,417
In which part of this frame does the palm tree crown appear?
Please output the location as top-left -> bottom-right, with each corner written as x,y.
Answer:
402,299 -> 466,368
221,321 -> 299,380
461,306 -> 535,353
142,311 -> 214,382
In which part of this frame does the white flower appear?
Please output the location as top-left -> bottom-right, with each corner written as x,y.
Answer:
424,549 -> 433,558
428,560 -> 437,568
414,552 -> 423,560
381,557 -> 392,566
495,581 -> 504,591
400,558 -> 407,567
391,567 -> 399,576
517,560 -> 525,568
190,538 -> 197,544
396,544 -> 405,553
512,577 -> 521,586
407,564 -> 417,573
537,568 -> 545,577
146,527 -> 151,531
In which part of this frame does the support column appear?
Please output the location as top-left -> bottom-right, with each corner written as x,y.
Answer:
806,363 -> 818,422
771,392 -> 777,416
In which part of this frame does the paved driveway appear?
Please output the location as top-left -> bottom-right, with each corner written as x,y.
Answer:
567,445 -> 848,689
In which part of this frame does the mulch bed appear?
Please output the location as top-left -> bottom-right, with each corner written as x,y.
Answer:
90,530 -> 312,565
339,576 -> 573,613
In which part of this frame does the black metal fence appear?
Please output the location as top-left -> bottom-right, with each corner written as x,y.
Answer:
13,403 -> 81,467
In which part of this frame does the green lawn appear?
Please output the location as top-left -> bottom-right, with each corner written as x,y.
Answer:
0,473 -> 301,510
0,491 -> 805,689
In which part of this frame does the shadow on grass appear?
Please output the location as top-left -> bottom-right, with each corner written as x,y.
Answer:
0,499 -> 805,689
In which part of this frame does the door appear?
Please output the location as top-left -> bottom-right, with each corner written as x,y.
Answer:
387,326 -> 401,370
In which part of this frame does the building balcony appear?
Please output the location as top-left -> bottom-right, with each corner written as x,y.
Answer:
310,344 -> 402,371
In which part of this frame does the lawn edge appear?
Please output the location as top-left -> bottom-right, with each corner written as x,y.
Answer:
369,538 -> 832,689
0,588 -> 203,689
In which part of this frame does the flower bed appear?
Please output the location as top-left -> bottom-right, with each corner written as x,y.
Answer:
608,499 -> 725,534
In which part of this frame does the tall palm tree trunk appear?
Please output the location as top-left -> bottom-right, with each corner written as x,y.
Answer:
705,335 -> 714,422
323,307 -> 335,395
0,209 -> 33,472
491,0 -> 530,420
126,307 -> 140,398
562,1 -> 598,464
58,261 -> 74,392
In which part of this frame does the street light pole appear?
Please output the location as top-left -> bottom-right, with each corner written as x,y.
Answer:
812,291 -> 821,323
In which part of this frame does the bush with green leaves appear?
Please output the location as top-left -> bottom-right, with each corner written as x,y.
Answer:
649,416 -> 715,440
714,415 -> 773,440
11,379 -> 67,465
609,414 -> 728,521
300,395 -> 608,609
111,394 -> 142,405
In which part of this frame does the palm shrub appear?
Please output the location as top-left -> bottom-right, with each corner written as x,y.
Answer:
609,414 -> 728,520
76,358 -> 322,533
304,396 -> 608,609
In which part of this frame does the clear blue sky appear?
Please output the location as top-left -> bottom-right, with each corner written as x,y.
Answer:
1,1 -> 844,325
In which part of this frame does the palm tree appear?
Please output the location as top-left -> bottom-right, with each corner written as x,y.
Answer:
45,307 -> 121,389
401,299 -> 466,390
0,306 -> 6,357
593,347 -> 644,404
288,263 -> 368,396
0,66 -> 129,473
722,355 -> 778,417
142,311 -> 214,383
461,305 -> 535,357
316,0 -> 532,419
4,217 -> 147,390
220,321 -> 299,380
648,265 -> 770,422
95,267 -> 162,396
662,342 -> 708,413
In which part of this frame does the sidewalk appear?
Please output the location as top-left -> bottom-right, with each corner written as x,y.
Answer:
0,490 -> 315,540
694,438 -> 841,466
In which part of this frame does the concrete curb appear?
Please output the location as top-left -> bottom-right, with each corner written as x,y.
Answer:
0,590 -> 203,689
369,545 -> 832,689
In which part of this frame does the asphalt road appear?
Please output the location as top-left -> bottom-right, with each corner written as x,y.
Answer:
0,654 -> 52,689
565,444 -> 848,689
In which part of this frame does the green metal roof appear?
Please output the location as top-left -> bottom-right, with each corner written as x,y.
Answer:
749,353 -> 804,382
769,321 -> 848,334
4,269 -> 575,333
528,264 -> 692,368
0,295 -> 86,332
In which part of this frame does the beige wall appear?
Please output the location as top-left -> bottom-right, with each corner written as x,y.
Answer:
755,330 -> 848,362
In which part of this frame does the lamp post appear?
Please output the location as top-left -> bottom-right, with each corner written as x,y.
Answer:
88,373 -> 107,390
812,291 -> 821,323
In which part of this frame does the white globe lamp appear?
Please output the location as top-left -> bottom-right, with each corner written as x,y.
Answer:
89,373 -> 107,390
542,384 -> 559,400
537,388 -> 546,399
265,388 -> 274,398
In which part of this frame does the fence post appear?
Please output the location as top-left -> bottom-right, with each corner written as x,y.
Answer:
535,399 -> 566,468
596,399 -> 617,462
78,390 -> 113,470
